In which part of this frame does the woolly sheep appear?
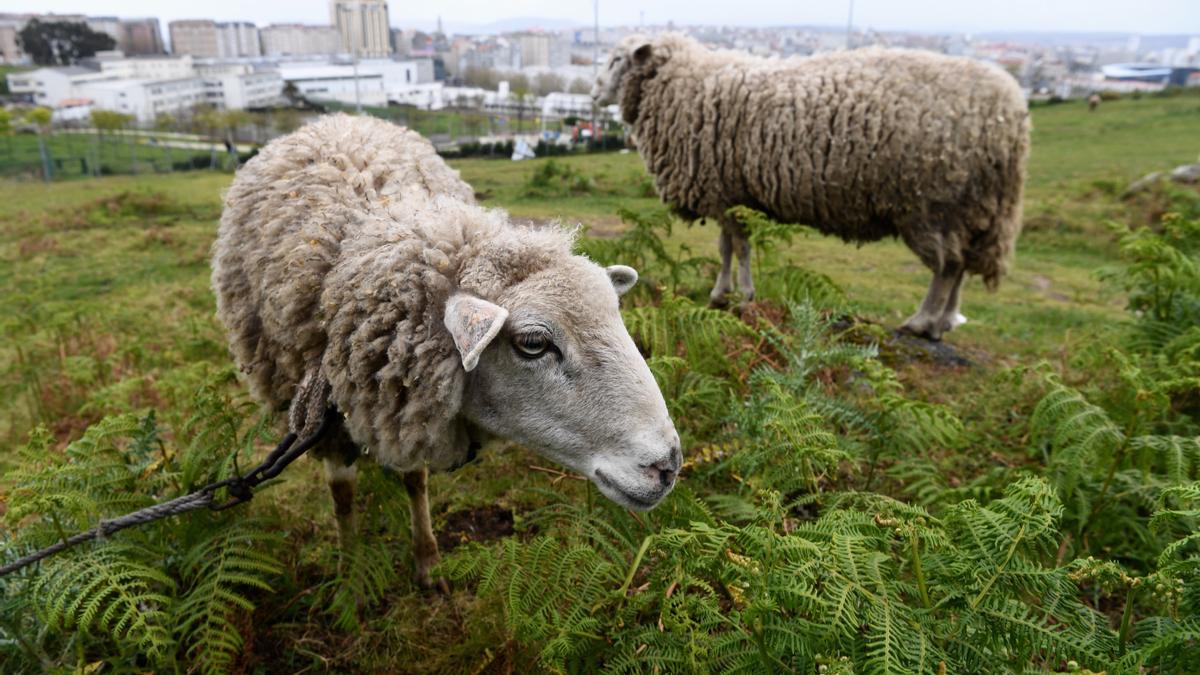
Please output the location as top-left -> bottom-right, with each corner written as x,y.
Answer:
593,34 -> 1030,340
212,114 -> 681,587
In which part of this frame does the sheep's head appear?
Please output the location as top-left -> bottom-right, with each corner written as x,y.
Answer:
591,34 -> 655,108
444,257 -> 681,511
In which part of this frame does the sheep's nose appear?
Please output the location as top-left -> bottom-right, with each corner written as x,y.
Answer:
646,441 -> 682,487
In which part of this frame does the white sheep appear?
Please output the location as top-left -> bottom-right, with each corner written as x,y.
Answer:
594,34 -> 1030,340
211,114 -> 681,587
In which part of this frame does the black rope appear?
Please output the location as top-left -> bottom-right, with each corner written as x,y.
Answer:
0,407 -> 338,579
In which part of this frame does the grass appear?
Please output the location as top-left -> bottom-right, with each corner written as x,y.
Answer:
1,93 -> 1198,670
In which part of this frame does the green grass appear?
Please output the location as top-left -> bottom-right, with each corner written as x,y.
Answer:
1,94 -> 1198,671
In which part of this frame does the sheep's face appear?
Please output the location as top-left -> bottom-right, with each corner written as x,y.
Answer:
591,35 -> 653,106
445,259 -> 681,511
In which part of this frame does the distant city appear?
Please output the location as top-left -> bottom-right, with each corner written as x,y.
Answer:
1,1 -> 1198,131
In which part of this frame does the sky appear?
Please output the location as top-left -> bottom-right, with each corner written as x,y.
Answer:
13,0 -> 1200,35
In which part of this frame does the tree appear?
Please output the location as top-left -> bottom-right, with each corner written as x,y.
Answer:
533,72 -> 566,96
18,19 -> 115,66
220,110 -> 253,140
568,77 -> 592,95
24,107 -> 54,180
462,65 -> 500,90
92,110 -> 133,133
153,113 -> 177,133
510,80 -> 531,133
0,108 -> 13,161
24,107 -> 52,131
272,108 -> 301,135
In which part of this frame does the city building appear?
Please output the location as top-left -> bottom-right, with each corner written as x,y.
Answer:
278,63 -> 389,106
7,52 -> 280,124
89,52 -> 195,80
215,22 -> 262,59
169,20 -> 220,58
86,16 -> 124,47
330,0 -> 391,57
0,21 -> 22,63
88,17 -> 162,55
198,64 -> 283,108
80,77 -> 208,122
513,32 -> 564,68
277,58 -> 433,106
171,20 -> 261,59
261,24 -> 342,57
121,18 -> 166,55
1102,63 -> 1200,86
7,66 -> 113,105
540,92 -> 594,121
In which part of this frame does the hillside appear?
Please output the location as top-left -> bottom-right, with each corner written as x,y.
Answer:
1,93 -> 1198,673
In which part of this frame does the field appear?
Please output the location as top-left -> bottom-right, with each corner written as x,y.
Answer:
1,93 -> 1199,673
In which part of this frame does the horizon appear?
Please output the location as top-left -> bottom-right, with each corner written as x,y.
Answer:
11,1 -> 1200,37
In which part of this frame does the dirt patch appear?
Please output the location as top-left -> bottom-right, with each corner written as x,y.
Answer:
886,331 -> 975,368
18,235 -> 58,256
833,316 -> 982,369
435,505 -> 515,553
1030,274 -> 1071,302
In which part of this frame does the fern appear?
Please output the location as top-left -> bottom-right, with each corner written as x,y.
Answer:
32,543 -> 176,660
174,520 -> 283,675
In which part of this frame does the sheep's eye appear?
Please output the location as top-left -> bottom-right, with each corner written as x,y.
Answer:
513,332 -> 552,359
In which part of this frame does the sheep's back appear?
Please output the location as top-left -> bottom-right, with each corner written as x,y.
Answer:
211,114 -> 473,410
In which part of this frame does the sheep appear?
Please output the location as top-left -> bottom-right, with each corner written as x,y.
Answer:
593,34 -> 1030,340
211,114 -> 681,588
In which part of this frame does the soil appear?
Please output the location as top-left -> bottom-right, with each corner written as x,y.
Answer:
435,505 -> 515,553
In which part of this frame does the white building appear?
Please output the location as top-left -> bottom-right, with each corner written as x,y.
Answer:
330,0 -> 391,58
7,53 -> 282,124
215,22 -> 262,59
540,92 -> 594,121
278,63 -> 389,106
261,24 -> 342,57
91,52 -> 195,80
77,77 -> 209,123
7,66 -> 113,106
204,70 -> 283,109
278,59 -> 430,106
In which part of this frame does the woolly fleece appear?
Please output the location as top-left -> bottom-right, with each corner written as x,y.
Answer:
212,114 -> 576,471
618,33 -> 1030,287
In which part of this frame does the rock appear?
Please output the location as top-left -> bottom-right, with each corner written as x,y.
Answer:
1124,171 -> 1164,197
889,331 -> 974,368
1170,163 -> 1200,184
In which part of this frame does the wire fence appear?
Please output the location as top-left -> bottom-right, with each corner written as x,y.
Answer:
0,131 -> 251,181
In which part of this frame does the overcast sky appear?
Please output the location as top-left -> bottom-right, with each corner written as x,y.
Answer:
17,0 -> 1200,35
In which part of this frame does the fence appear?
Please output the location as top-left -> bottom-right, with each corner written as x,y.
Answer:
0,131 -> 256,181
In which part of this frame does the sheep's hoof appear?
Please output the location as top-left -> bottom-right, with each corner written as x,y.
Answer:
708,295 -> 730,310
899,315 -> 944,342
417,573 -> 451,595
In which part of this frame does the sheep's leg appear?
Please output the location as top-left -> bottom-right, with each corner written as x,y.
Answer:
936,268 -> 969,334
708,222 -> 735,308
324,458 -> 359,553
403,468 -> 448,593
901,266 -> 960,341
732,222 -> 755,307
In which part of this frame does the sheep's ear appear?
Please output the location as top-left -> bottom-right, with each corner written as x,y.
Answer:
632,42 -> 652,64
606,265 -> 638,296
444,293 -> 509,372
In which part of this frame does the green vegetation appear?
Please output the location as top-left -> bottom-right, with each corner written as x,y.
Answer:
1,95 -> 1198,672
